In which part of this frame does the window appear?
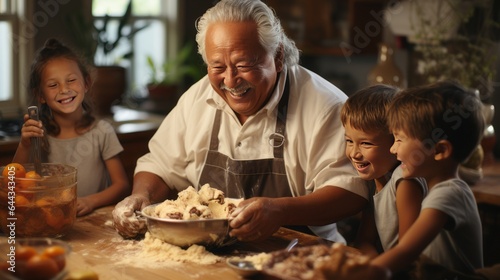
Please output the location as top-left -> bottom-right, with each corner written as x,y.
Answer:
0,0 -> 179,118
92,0 -> 178,98
0,0 -> 22,118
0,20 -> 13,102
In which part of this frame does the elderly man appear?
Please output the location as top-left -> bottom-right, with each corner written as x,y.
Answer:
113,0 -> 368,243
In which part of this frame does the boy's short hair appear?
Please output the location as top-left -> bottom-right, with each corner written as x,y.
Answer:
341,84 -> 399,134
387,80 -> 485,163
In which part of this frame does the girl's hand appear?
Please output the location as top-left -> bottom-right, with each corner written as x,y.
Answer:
76,197 -> 95,216
20,114 -> 44,147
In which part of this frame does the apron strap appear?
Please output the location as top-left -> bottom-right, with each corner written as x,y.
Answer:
208,109 -> 222,150
272,76 -> 290,159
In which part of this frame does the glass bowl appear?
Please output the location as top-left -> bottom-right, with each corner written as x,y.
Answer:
0,163 -> 77,238
0,237 -> 71,280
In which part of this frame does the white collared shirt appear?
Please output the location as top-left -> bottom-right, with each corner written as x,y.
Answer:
136,65 -> 367,199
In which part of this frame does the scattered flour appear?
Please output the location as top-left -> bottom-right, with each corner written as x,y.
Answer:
139,232 -> 221,265
107,232 -> 222,267
98,185 -> 243,268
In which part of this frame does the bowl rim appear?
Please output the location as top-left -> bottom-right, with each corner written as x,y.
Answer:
0,163 -> 77,177
140,203 -> 230,223
6,237 -> 72,254
0,163 -> 77,191
141,203 -> 237,248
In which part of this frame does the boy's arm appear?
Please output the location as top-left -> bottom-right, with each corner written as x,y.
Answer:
354,204 -> 380,258
371,208 -> 448,274
395,179 -> 425,238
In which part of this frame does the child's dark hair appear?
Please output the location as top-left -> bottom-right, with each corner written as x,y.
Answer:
29,38 -> 95,137
387,80 -> 484,163
341,84 -> 399,134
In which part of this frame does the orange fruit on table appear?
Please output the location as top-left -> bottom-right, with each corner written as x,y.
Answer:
2,163 -> 26,179
23,254 -> 60,280
15,246 -> 38,262
41,245 -> 67,270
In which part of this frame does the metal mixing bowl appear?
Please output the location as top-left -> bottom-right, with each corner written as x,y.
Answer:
140,203 -> 237,248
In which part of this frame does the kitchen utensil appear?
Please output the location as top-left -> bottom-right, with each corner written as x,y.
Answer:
226,238 -> 299,277
138,203 -> 237,248
28,106 -> 42,175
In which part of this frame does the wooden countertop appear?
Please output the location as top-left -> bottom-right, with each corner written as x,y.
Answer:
2,206 -> 324,280
471,161 -> 500,207
104,106 -> 164,135
0,106 -> 164,146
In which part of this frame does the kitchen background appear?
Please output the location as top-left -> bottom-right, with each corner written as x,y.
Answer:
1,0 -> 500,162
1,0 -> 500,267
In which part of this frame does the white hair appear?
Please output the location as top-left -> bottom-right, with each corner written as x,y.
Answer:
195,0 -> 300,67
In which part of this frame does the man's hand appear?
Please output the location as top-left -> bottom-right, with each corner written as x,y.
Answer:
112,194 -> 150,238
229,197 -> 283,241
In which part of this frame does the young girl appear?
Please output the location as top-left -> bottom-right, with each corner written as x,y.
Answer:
14,38 -> 130,216
340,85 -> 427,262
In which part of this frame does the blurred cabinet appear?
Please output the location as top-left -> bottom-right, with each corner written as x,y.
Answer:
118,129 -> 156,185
264,0 -> 387,56
0,141 -> 17,166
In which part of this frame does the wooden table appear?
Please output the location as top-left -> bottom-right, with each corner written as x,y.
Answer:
2,206 -> 324,280
44,161 -> 500,278
471,161 -> 500,207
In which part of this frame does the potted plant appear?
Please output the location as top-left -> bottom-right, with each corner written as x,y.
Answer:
145,42 -> 205,100
66,0 -> 149,115
392,0 -> 500,182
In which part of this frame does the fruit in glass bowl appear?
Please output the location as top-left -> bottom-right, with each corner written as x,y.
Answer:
0,237 -> 71,280
0,163 -> 77,238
